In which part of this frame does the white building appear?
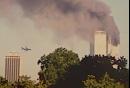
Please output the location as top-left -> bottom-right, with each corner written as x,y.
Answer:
94,31 -> 108,55
90,31 -> 119,57
108,43 -> 120,58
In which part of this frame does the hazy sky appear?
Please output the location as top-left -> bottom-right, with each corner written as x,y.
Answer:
0,0 -> 129,80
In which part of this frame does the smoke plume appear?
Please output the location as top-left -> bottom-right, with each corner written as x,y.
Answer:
2,0 -> 120,46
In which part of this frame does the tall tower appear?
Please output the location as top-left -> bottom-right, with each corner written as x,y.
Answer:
90,30 -> 119,57
90,32 -> 95,56
5,52 -> 20,82
94,31 -> 108,55
108,42 -> 120,58
90,31 -> 108,55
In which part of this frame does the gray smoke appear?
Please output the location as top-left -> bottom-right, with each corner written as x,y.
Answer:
17,0 -> 120,46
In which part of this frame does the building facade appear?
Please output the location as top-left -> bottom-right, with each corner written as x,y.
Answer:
94,31 -> 108,55
90,31 -> 119,57
5,53 -> 20,82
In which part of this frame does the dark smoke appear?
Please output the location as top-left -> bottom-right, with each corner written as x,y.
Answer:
17,0 -> 80,14
17,0 -> 120,46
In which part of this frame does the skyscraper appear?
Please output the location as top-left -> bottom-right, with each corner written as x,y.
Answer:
108,43 -> 120,58
90,31 -> 108,55
5,52 -> 20,82
90,31 -> 119,57
94,31 -> 108,55
90,32 -> 95,56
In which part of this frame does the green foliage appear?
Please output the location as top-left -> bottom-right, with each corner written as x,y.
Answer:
99,73 -> 124,88
0,76 -> 48,88
83,75 -> 100,88
80,55 -> 129,83
116,56 -> 127,70
35,81 -> 47,88
83,73 -> 125,88
1,48 -> 128,88
0,76 -> 12,88
37,47 -> 80,85
0,76 -> 7,85
54,55 -> 128,88
14,75 -> 35,88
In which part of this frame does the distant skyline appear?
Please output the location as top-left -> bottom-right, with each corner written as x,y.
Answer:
0,0 -> 129,80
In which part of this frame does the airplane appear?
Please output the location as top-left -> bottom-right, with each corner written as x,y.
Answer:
21,46 -> 31,51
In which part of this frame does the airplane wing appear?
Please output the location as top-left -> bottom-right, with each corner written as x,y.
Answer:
21,46 -> 31,51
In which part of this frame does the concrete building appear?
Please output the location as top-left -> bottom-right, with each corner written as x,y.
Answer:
94,31 -> 108,55
90,31 -> 108,55
90,30 -> 119,57
108,43 -> 120,58
90,32 -> 95,56
5,52 -> 20,82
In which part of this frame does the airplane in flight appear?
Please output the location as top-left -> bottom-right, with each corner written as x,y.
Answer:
21,46 -> 31,51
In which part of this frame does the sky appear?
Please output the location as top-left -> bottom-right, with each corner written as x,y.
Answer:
0,0 -> 129,80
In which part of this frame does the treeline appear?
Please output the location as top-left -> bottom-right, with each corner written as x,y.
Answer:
0,47 -> 129,88
37,48 -> 129,88
0,75 -> 47,88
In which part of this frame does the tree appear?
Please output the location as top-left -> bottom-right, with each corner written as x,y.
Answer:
37,47 -> 80,86
35,81 -> 47,88
83,75 -> 100,88
80,55 -> 129,82
114,56 -> 127,70
0,76 -> 12,88
99,73 -> 124,88
37,55 -> 49,82
14,75 -> 35,88
83,73 -> 125,88
0,76 -> 8,85
53,55 -> 129,88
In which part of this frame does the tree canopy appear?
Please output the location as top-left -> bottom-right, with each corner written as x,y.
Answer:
52,54 -> 129,88
37,47 -> 80,86
83,73 -> 125,88
0,48 -> 129,88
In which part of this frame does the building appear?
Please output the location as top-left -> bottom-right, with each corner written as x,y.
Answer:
90,32 -> 95,56
90,30 -> 119,57
94,31 -> 108,55
5,52 -> 20,82
90,31 -> 108,55
108,43 -> 120,58
90,41 -> 95,56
